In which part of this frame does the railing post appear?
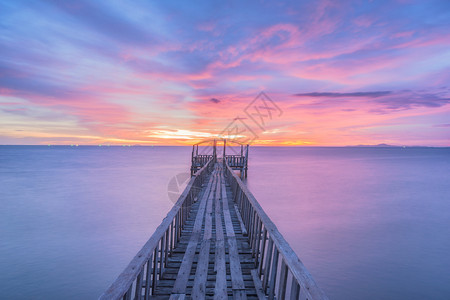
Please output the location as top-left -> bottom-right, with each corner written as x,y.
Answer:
164,230 -> 169,268
159,237 -> 165,278
191,145 -> 194,176
245,144 -> 249,178
144,255 -> 153,299
278,260 -> 288,299
263,238 -> 274,292
251,214 -> 259,257
135,267 -> 144,300
124,285 -> 132,300
169,221 -> 174,256
268,247 -> 279,299
223,139 -> 226,159
152,245 -> 158,291
254,220 -> 263,266
290,277 -> 300,300
259,229 -> 268,274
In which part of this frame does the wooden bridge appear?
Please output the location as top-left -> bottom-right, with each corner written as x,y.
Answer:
100,141 -> 328,300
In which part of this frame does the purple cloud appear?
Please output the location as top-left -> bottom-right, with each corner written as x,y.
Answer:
294,91 -> 392,98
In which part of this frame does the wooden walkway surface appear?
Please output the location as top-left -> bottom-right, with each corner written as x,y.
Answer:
154,164 -> 261,299
100,146 -> 328,300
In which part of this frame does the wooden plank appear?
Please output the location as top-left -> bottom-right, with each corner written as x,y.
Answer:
251,269 -> 267,300
192,175 -> 216,299
233,290 -> 248,300
214,175 -> 227,300
191,240 -> 211,299
171,173 -> 215,294
227,238 -> 246,291
222,176 -> 235,238
221,172 -> 247,300
234,203 -> 248,236
169,294 -> 186,300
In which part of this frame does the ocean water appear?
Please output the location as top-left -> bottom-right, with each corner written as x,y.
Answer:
0,146 -> 449,299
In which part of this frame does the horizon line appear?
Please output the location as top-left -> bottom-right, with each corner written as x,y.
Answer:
1,144 -> 448,148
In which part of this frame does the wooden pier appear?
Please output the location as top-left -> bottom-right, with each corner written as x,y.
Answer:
100,142 -> 327,300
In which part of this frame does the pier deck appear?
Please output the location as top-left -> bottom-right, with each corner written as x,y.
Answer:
100,142 -> 328,300
155,164 -> 258,299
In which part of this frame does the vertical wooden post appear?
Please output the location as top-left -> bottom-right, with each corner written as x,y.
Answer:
159,236 -> 165,277
259,229 -> 268,274
191,145 -> 195,176
263,239 -> 274,292
164,230 -> 169,267
152,245 -> 159,291
290,277 -> 300,300
278,260 -> 288,299
223,139 -> 226,160
245,144 -> 249,178
169,221 -> 174,257
135,268 -> 144,300
268,247 -> 279,299
213,139 -> 217,162
144,255 -> 153,299
124,285 -> 132,300
254,221 -> 263,267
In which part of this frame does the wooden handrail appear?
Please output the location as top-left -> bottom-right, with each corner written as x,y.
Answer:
224,161 -> 328,300
99,159 -> 214,300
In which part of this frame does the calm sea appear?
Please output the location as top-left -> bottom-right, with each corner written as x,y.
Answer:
1,146 -> 449,299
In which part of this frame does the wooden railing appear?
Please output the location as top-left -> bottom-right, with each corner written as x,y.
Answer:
99,159 -> 214,300
192,154 -> 214,167
191,154 -> 214,176
224,161 -> 329,300
225,155 -> 245,166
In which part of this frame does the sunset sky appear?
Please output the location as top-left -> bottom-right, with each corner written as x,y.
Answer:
1,0 -> 449,146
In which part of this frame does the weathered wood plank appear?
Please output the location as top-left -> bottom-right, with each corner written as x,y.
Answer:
214,174 -> 227,300
221,172 -> 247,300
192,174 -> 216,299
234,203 -> 248,236
171,173 -> 215,294
251,269 -> 267,300
191,239 -> 211,299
